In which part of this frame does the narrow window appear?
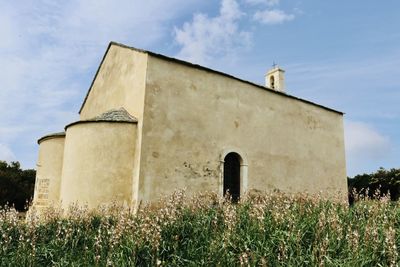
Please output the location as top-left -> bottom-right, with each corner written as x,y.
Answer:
223,152 -> 241,202
270,75 -> 275,89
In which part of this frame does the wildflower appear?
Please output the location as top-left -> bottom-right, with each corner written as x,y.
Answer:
239,251 -> 249,266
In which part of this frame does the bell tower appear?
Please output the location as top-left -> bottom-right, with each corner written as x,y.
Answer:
265,64 -> 285,93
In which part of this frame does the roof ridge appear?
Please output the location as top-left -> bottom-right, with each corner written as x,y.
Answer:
79,41 -> 344,115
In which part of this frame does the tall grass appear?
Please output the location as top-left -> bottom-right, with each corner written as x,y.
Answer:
1,191 -> 399,266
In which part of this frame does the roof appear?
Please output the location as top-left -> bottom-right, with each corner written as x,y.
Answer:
93,108 -> 137,122
65,108 -> 138,130
79,41 -> 344,115
37,132 -> 66,144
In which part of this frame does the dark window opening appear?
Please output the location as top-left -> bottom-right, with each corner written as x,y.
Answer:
270,76 -> 275,89
223,152 -> 241,202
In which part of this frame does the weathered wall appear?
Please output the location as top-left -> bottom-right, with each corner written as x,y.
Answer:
59,122 -> 137,209
79,44 -> 148,206
80,44 -> 148,120
138,55 -> 347,202
33,136 -> 65,210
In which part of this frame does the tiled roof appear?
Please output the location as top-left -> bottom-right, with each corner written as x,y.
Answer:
93,108 -> 137,122
64,108 -> 138,130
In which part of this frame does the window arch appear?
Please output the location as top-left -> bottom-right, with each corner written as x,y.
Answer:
270,75 -> 275,89
219,148 -> 248,200
223,152 -> 241,201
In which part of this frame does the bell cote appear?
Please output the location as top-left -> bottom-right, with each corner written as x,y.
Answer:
265,66 -> 285,93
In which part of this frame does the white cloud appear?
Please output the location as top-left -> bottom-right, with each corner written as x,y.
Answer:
245,0 -> 279,6
0,144 -> 16,163
253,9 -> 294,24
0,0 -> 199,168
174,0 -> 251,65
345,121 -> 390,159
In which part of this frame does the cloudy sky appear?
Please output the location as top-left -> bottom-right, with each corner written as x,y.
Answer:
0,0 -> 399,176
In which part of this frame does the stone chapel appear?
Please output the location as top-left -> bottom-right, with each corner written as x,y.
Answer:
32,42 -> 347,211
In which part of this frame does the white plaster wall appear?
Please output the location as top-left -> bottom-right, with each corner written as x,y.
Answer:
60,122 -> 137,209
78,44 -> 148,207
138,56 -> 347,202
33,136 -> 65,210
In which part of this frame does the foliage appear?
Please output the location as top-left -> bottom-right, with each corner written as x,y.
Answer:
1,191 -> 399,266
0,161 -> 36,211
348,167 -> 400,203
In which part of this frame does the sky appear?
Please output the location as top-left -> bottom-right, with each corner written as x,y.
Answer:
0,0 -> 399,176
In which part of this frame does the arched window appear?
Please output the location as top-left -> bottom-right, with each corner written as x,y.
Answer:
223,152 -> 241,202
270,75 -> 275,89
219,148 -> 248,201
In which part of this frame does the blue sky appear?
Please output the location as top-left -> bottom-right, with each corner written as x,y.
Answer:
0,0 -> 399,176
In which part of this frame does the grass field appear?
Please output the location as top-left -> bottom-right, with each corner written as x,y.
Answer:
1,191 -> 399,266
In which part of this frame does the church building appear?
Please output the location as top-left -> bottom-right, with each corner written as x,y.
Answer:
32,42 -> 347,211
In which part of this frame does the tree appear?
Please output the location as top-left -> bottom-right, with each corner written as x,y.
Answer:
0,161 -> 36,211
348,167 -> 400,203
